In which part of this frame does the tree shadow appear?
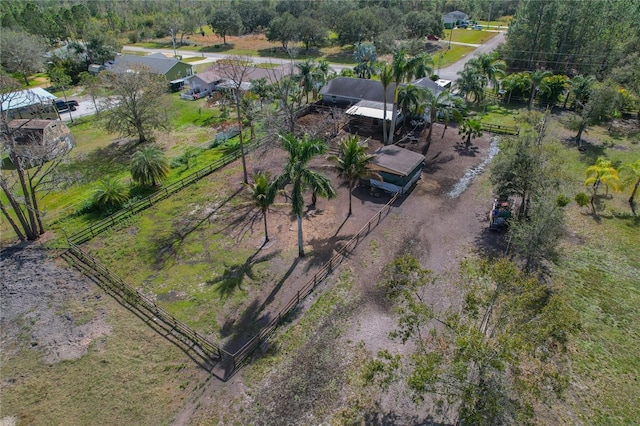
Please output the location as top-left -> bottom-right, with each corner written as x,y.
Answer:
65,138 -> 140,182
578,141 -> 607,165
207,248 -> 281,300
219,298 -> 271,351
200,43 -> 235,53
146,187 -> 244,267
423,151 -> 455,174
304,232 -> 355,273
453,142 -> 480,156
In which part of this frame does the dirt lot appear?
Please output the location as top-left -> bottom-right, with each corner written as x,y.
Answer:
1,116 -> 498,424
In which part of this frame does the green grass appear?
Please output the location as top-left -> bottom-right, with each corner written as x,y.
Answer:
540,118 -> 640,423
443,29 -> 499,45
0,292 -> 204,425
433,44 -> 476,69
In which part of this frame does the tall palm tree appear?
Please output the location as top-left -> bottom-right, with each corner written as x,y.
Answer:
501,72 -> 530,105
274,133 -> 336,257
406,52 -> 434,81
398,84 -> 423,120
526,70 -> 553,111
455,66 -> 484,104
585,157 -> 621,214
246,172 -> 278,242
296,60 -> 316,103
327,135 -> 378,217
619,159 -> 640,215
473,52 -> 506,93
379,64 -> 394,145
420,89 -> 457,152
388,49 -> 410,144
130,145 -> 170,187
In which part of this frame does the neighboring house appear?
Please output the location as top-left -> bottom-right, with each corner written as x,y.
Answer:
1,88 -> 59,120
110,53 -> 193,81
367,145 -> 424,195
6,119 -> 75,161
182,69 -> 225,99
443,11 -> 468,28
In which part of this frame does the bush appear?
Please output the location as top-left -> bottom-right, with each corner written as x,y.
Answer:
92,177 -> 129,212
575,192 -> 590,207
127,31 -> 140,44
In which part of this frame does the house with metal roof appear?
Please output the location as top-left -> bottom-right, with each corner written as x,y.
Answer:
1,88 -> 59,120
110,53 -> 194,81
367,145 -> 424,194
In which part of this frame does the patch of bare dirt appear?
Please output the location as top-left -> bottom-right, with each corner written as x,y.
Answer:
0,244 -> 111,364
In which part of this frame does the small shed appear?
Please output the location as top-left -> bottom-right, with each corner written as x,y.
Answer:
368,145 -> 424,194
6,119 -> 75,161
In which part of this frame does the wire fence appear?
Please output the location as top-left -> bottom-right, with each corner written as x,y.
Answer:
67,138 -> 262,245
480,122 -> 520,135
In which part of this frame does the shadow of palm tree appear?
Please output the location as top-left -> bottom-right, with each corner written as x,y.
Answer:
145,187 -> 244,267
303,232 -> 355,273
453,142 -> 480,156
208,249 -> 281,300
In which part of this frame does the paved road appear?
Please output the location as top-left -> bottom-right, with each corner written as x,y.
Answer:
63,34 -> 505,122
437,31 -> 506,81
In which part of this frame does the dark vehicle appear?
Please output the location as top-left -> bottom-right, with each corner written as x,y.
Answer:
488,198 -> 514,231
457,23 -> 469,29
427,35 -> 440,41
54,99 -> 78,112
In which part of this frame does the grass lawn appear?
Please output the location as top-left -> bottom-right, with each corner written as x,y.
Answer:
433,44 -> 477,70
443,28 -> 499,45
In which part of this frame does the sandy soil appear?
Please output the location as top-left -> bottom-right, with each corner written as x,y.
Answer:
1,114 -> 499,424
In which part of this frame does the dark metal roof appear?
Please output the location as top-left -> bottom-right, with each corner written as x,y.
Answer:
320,77 -> 397,103
372,145 -> 424,177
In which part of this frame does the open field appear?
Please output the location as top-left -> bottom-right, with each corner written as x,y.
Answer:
443,28 -> 500,45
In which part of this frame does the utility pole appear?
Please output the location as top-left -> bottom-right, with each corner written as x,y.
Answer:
170,28 -> 177,58
448,25 -> 454,49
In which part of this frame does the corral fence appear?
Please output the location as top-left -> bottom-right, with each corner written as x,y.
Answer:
67,137 -> 262,246
64,191 -> 400,375
480,122 -> 520,136
65,241 -> 230,362
229,193 -> 400,370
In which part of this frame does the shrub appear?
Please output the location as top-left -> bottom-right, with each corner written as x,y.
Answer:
92,177 -> 129,211
575,192 -> 590,207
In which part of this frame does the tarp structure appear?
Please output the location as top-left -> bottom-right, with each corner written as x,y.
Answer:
345,100 -> 394,121
368,145 -> 424,194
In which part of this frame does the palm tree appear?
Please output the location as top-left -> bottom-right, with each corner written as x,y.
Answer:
420,89 -> 457,153
567,74 -> 595,111
455,66 -> 484,104
388,49 -> 410,144
398,84 -> 423,121
246,172 -> 278,243
274,133 -> 336,257
619,159 -> 640,215
585,157 -> 621,214
92,177 -> 129,211
473,52 -> 506,94
459,118 -> 483,148
501,72 -> 530,105
130,145 -> 170,187
406,52 -> 434,81
327,135 -> 378,217
296,60 -> 316,103
526,70 -> 553,111
379,63 -> 394,145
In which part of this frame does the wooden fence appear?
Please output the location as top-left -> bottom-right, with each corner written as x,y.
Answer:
67,138 -> 262,246
480,122 -> 520,136
229,193 -> 399,369
65,241 -> 230,362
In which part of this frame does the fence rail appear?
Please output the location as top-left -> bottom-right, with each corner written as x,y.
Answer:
67,138 -> 262,246
229,193 -> 399,369
66,241 -> 229,361
480,122 -> 520,136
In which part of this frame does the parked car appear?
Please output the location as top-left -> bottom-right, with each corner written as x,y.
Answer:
427,34 -> 440,41
472,24 -> 483,30
54,99 -> 78,112
457,23 -> 468,29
